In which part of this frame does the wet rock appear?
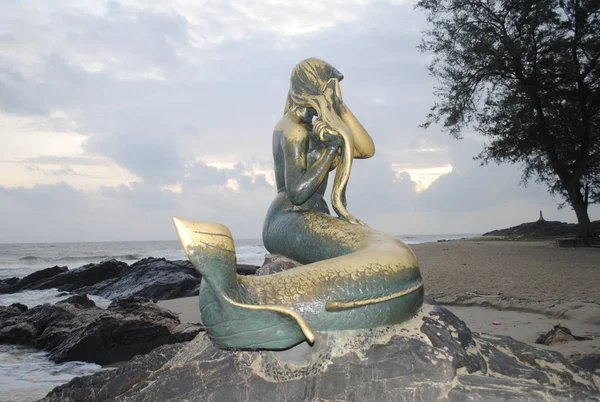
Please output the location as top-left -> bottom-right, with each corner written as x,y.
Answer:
22,260 -> 127,292
0,265 -> 68,294
39,303 -> 599,401
0,302 -> 28,321
535,324 -> 593,345
0,277 -> 20,293
42,344 -> 184,402
77,258 -> 201,300
0,294 -> 202,365
1,258 -> 257,302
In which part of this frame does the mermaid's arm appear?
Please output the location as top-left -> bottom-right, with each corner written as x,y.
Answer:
339,104 -> 375,159
282,126 -> 339,205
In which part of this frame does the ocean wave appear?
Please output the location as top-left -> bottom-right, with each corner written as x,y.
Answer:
0,344 -> 104,402
18,254 -> 143,264
18,256 -> 42,261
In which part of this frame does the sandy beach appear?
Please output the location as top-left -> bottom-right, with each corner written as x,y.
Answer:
158,240 -> 600,359
412,240 -> 600,304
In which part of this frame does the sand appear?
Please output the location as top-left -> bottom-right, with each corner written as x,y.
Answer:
158,240 -> 600,358
411,240 -> 600,304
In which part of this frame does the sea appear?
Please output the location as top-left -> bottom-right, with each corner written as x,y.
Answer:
0,234 -> 476,401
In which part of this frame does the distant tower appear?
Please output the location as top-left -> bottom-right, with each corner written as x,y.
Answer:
538,210 -> 545,222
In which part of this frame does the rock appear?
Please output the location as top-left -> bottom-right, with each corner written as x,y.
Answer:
0,277 -> 20,293
256,254 -> 301,276
42,344 -> 185,402
535,324 -> 593,345
0,258 -> 201,301
77,258 -> 201,300
1,257 -> 257,301
18,265 -> 69,288
40,302 -> 599,401
572,354 -> 600,374
236,264 -> 259,275
0,302 -> 28,321
0,265 -> 68,294
108,296 -> 152,307
18,260 -> 127,292
0,294 -> 203,365
483,219 -> 600,238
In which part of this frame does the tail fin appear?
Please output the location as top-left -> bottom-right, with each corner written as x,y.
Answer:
172,217 -> 237,289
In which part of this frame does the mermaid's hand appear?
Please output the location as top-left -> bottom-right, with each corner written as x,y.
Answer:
314,120 -> 343,149
322,132 -> 344,150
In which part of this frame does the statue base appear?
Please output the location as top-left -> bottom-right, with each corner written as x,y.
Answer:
43,300 -> 599,402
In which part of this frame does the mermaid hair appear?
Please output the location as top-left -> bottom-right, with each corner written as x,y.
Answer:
284,58 -> 344,114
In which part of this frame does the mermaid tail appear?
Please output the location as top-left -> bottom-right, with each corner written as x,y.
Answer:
173,217 -> 312,350
174,215 -> 424,350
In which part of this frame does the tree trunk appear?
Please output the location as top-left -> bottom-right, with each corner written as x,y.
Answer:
569,186 -> 595,245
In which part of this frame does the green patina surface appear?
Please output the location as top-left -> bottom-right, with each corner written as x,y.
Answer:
174,58 -> 424,350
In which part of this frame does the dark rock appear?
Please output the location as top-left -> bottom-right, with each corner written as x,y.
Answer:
42,344 -> 184,402
535,324 -> 593,345
0,258 -> 201,301
0,266 -> 68,294
0,302 -> 74,346
256,254 -> 301,276
420,315 -> 485,374
40,303 -> 599,401
2,257 -> 257,302
0,302 -> 28,321
483,219 -> 600,238
0,277 -> 20,293
236,264 -> 259,275
61,294 -> 97,309
108,296 -> 152,308
572,354 -> 600,374
77,258 -> 201,301
24,260 -> 127,292
0,294 -> 203,365
19,265 -> 69,288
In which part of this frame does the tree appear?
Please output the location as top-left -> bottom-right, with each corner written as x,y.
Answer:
416,0 -> 600,242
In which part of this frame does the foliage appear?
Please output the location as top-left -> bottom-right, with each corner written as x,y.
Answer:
417,0 -> 600,238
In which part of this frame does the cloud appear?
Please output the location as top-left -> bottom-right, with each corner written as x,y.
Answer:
1,0 -> 598,243
23,156 -> 108,166
0,182 -> 87,209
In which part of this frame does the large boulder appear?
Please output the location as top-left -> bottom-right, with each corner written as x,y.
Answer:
0,302 -> 28,321
0,295 -> 202,365
5,260 -> 127,293
0,265 -> 68,294
39,302 -> 599,401
1,258 -> 258,301
76,258 -> 201,300
42,344 -> 185,402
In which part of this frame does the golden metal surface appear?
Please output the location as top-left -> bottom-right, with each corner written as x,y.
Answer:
284,58 -> 374,224
172,58 -> 424,350
221,294 -> 316,343
326,281 -> 425,311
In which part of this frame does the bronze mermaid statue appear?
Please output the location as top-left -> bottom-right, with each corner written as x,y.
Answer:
173,58 -> 424,350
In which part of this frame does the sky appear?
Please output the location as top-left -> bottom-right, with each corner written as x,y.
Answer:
1,0 -> 598,243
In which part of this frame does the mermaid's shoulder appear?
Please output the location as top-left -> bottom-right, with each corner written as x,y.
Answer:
277,113 -> 309,142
